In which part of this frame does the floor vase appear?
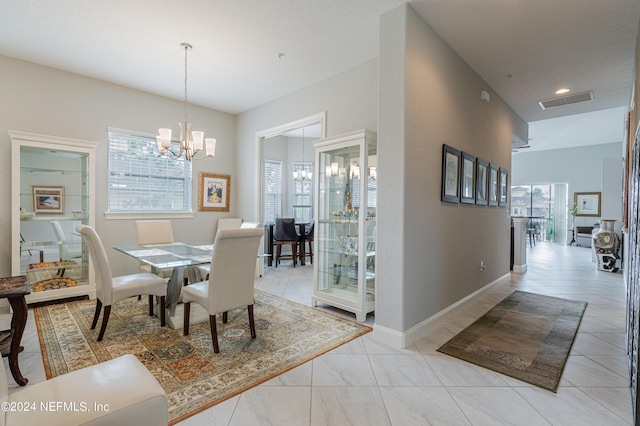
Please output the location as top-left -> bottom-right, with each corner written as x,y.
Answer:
592,219 -> 620,272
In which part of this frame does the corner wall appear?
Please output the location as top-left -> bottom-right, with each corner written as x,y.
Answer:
376,4 -> 526,344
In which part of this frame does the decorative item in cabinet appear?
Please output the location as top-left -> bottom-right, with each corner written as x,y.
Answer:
10,131 -> 97,303
312,129 -> 376,322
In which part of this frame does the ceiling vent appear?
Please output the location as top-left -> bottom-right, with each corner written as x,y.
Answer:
538,90 -> 594,110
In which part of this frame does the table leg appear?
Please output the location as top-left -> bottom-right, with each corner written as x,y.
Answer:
298,224 -> 306,266
7,295 -> 28,386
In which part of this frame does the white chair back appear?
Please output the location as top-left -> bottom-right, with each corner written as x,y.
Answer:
136,220 -> 173,245
217,218 -> 243,230
206,228 -> 263,314
77,225 -> 113,304
240,221 -> 262,229
50,220 -> 82,261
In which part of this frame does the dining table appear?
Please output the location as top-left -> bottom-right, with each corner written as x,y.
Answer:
112,241 -> 213,328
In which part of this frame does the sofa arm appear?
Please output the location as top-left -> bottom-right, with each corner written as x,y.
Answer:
7,354 -> 167,426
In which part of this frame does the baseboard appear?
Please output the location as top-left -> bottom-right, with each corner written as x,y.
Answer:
373,273 -> 511,349
513,264 -> 527,273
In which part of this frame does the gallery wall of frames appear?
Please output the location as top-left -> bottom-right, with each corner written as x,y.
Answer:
441,144 -> 508,207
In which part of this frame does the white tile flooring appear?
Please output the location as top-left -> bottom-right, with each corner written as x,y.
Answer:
5,242 -> 632,425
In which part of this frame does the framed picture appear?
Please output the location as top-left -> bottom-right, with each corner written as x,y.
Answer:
32,186 -> 64,214
460,152 -> 476,204
574,192 -> 601,217
198,172 -> 230,212
488,163 -> 499,206
441,144 -> 460,203
475,158 -> 488,205
498,168 -> 509,206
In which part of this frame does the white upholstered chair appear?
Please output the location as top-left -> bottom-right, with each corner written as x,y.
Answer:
77,225 -> 167,342
0,354 -> 167,426
196,219 -> 262,280
49,220 -> 83,271
135,220 -> 174,278
183,227 -> 263,353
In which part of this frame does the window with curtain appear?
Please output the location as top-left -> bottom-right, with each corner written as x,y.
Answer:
107,130 -> 192,213
264,160 -> 282,224
292,162 -> 313,223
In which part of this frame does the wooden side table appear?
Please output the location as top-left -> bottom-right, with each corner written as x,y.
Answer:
0,275 -> 30,386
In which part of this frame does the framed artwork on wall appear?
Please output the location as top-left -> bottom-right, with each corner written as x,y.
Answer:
460,152 -> 476,204
441,144 -> 460,203
475,158 -> 489,205
574,192 -> 601,217
32,186 -> 64,214
499,168 -> 509,206
488,163 -> 499,206
198,172 -> 230,212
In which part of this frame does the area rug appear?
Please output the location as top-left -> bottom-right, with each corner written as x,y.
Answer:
437,290 -> 587,392
35,290 -> 371,424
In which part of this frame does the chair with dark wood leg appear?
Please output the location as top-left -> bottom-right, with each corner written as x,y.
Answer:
273,218 -> 298,267
182,228 -> 263,353
77,225 -> 167,342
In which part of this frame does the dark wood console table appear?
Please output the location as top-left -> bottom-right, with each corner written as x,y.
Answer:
0,275 -> 30,386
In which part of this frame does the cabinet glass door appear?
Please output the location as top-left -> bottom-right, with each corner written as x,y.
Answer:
19,147 -> 89,293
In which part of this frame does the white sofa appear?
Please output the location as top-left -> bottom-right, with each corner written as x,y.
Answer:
1,354 -> 167,426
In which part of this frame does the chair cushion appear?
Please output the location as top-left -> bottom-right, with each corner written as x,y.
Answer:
181,280 -> 209,308
111,273 -> 166,304
6,354 -> 167,426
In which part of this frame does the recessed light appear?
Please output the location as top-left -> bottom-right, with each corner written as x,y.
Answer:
555,88 -> 571,95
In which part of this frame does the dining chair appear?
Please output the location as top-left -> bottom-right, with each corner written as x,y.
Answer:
77,224 -> 167,342
197,220 -> 263,280
274,218 -> 298,267
50,221 -> 83,261
183,227 -> 264,353
135,220 -> 174,278
299,222 -> 314,264
49,220 -> 83,276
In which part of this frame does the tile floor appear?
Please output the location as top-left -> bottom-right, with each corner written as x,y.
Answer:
5,242 -> 632,425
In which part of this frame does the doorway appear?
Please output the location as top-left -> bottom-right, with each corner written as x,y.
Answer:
254,113 -> 326,298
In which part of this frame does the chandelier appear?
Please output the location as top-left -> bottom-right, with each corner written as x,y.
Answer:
157,43 -> 216,161
293,127 -> 312,181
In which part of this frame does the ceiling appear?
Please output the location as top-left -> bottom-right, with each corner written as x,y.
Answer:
1,1 -> 638,151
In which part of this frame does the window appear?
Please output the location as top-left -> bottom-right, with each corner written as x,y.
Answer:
292,162 -> 313,223
107,130 -> 192,213
264,160 -> 282,223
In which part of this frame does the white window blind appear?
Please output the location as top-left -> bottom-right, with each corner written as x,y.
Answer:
107,130 -> 192,213
292,162 -> 313,223
264,160 -> 282,224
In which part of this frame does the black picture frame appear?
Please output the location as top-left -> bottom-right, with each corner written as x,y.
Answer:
475,159 -> 489,205
488,163 -> 499,206
499,168 -> 509,207
441,144 -> 461,203
460,152 -> 476,204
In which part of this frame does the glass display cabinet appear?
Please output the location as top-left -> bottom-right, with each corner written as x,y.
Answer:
312,129 -> 376,322
11,131 -> 97,303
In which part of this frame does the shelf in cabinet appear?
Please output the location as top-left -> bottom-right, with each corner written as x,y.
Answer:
20,166 -> 89,176
318,265 -> 375,281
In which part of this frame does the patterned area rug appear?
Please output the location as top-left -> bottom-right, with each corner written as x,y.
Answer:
437,290 -> 587,392
35,290 -> 371,424
27,261 -> 80,292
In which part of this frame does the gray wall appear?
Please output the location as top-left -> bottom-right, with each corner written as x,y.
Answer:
376,4 -> 526,340
0,54 -> 236,276
512,142 -> 623,232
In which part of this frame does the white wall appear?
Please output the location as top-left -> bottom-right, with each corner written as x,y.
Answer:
376,4 -> 526,342
512,143 -> 623,232
235,59 -> 379,220
0,55 -> 236,276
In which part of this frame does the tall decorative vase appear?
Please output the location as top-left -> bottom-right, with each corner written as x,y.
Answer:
592,219 -> 621,272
